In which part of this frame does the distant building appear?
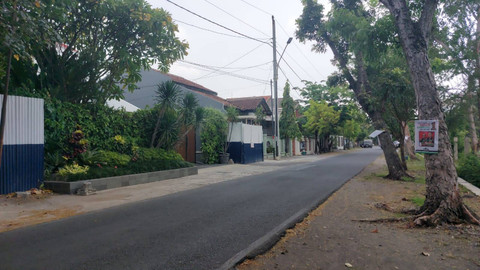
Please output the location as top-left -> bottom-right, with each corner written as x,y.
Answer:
226,96 -> 273,135
120,69 -> 230,163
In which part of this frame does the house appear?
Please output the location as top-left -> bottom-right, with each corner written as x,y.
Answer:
121,69 -> 229,163
225,96 -> 273,135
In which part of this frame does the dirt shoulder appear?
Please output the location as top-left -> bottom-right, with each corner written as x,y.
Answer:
238,156 -> 480,270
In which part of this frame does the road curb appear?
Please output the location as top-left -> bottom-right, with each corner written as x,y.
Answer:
458,177 -> 480,196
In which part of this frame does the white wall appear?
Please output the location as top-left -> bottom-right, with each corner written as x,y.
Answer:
0,95 -> 44,145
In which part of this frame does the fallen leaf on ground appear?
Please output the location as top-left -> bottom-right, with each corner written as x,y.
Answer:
371,227 -> 379,233
345,262 -> 353,268
422,252 -> 430,256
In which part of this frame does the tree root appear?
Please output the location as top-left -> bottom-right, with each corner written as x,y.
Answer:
351,217 -> 413,223
413,205 -> 480,227
383,172 -> 414,181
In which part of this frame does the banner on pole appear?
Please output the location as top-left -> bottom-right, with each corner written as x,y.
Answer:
415,120 -> 439,153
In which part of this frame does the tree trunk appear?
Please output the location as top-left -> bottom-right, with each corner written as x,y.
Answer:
468,101 -> 478,154
381,0 -> 479,225
399,139 -> 407,170
476,6 -> 480,147
150,107 -> 166,148
324,35 -> 408,179
355,52 -> 409,180
403,123 -> 418,160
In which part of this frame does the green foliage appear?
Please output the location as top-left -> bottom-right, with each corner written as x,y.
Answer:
342,119 -> 361,140
200,108 -> 227,164
266,144 -> 275,154
44,98 -> 156,155
44,151 -> 67,178
280,82 -> 302,140
457,154 -> 480,188
304,100 -> 340,136
104,135 -> 137,155
151,80 -> 182,148
411,196 -> 425,207
136,147 -> 183,162
6,0 -> 188,104
95,151 -> 131,167
58,163 -> 89,177
155,109 -> 180,150
55,147 -> 191,182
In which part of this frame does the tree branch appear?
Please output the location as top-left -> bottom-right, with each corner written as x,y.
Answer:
419,0 -> 439,42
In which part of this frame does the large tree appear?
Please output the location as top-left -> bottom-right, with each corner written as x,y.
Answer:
280,82 -> 302,155
304,100 -> 340,153
9,0 -> 187,104
297,0 -> 409,179
380,0 -> 479,225
0,0 -> 59,164
433,0 -> 479,153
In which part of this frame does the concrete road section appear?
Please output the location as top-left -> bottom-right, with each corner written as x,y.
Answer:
0,149 -> 381,270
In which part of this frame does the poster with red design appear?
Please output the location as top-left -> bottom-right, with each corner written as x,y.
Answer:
415,120 -> 439,153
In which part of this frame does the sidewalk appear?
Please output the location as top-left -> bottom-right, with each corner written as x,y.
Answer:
0,152 -> 340,233
237,157 -> 480,270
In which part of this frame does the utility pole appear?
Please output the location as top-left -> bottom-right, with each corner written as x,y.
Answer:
272,16 -> 280,160
270,79 -> 275,145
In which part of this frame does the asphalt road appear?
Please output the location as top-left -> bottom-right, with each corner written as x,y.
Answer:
0,148 -> 381,270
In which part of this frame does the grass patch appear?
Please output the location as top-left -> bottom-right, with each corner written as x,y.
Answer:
411,196 -> 425,207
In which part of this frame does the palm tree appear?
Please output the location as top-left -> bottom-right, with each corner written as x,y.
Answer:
150,80 -> 181,148
174,93 -> 202,149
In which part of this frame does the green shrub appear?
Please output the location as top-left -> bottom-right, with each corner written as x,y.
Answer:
56,148 -> 193,182
101,135 -> 138,155
44,151 -> 67,177
457,154 -> 480,187
95,150 -> 131,167
58,163 -> 89,176
200,108 -> 227,164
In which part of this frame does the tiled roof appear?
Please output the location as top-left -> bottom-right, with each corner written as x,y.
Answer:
165,73 -> 218,96
226,96 -> 267,111
149,69 -> 231,105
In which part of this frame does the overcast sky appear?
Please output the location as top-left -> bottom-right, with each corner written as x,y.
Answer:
147,0 -> 336,100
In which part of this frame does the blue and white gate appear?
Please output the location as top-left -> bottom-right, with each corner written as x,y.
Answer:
0,95 -> 44,194
227,123 -> 263,164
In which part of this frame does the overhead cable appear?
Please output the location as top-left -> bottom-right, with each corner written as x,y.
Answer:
238,0 -> 272,16
174,19 -> 251,39
180,60 -> 270,71
276,21 -> 325,79
179,61 -> 269,84
166,0 -> 270,45
202,0 -> 270,38
194,42 -> 267,80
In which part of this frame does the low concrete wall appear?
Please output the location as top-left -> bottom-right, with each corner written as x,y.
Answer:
44,167 -> 198,194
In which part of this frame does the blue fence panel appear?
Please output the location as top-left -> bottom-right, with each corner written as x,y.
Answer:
0,144 -> 44,194
0,95 -> 44,194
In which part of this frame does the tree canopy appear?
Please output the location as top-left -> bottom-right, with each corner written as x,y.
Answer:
5,0 -> 188,104
280,82 -> 302,141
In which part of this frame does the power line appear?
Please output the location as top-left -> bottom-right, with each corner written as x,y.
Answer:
194,42 -> 267,80
276,21 -> 325,80
166,0 -> 270,45
202,0 -> 270,38
179,61 -> 269,84
277,49 -> 303,82
174,19 -> 251,39
278,66 -> 303,97
277,42 -> 315,81
179,60 -> 270,71
238,0 -> 272,16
